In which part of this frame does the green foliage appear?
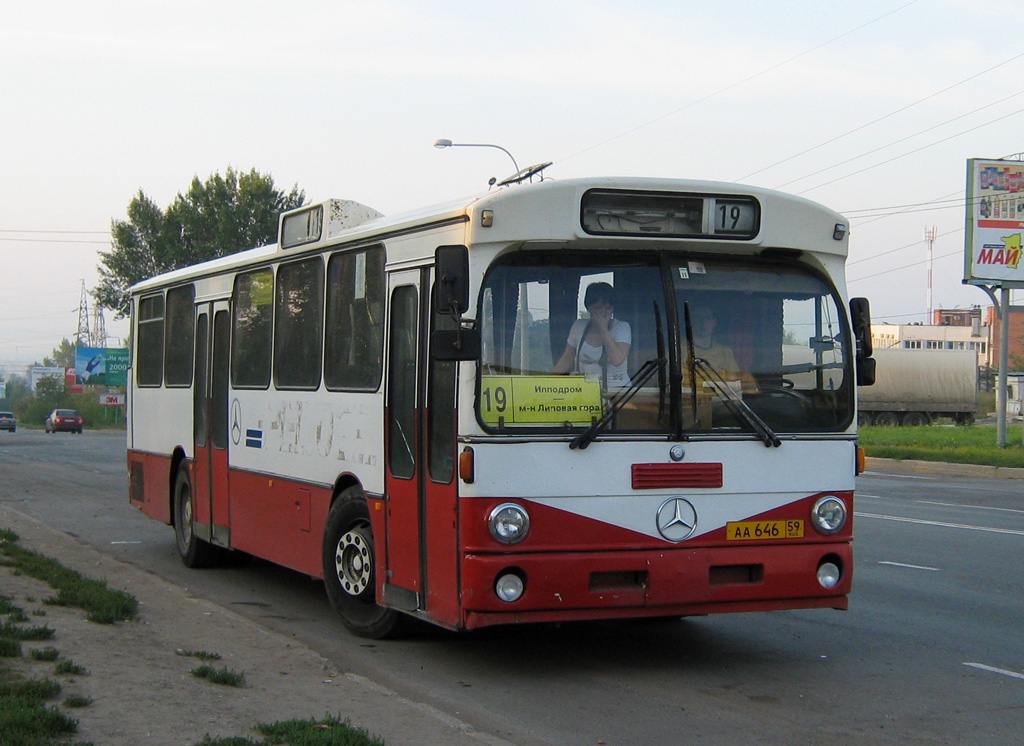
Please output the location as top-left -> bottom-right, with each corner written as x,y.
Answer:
0,531 -> 137,624
194,715 -> 385,746
256,715 -> 386,745
176,648 -> 222,661
96,167 -> 305,317
30,648 -> 60,662
54,660 -> 88,676
190,665 -> 246,687
43,339 -> 78,369
0,620 -> 55,641
860,425 -> 1024,468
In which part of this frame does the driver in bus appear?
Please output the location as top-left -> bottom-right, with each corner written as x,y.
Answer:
552,282 -> 632,390
685,305 -> 757,394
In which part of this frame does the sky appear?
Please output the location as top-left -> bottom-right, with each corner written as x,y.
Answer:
2,0 -> 1022,374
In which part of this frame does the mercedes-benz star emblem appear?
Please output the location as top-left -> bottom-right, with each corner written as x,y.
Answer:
656,497 -> 698,542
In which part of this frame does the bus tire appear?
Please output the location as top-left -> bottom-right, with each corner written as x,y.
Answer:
322,487 -> 403,639
173,462 -> 220,569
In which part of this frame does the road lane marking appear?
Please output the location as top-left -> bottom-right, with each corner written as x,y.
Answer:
964,662 -> 1024,681
916,500 -> 1024,515
860,471 -> 935,480
856,493 -> 883,499
878,561 -> 939,571
855,512 -> 1024,536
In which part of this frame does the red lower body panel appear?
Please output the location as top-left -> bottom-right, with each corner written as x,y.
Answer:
460,542 -> 850,629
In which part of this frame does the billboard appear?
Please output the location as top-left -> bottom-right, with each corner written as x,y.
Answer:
74,347 -> 129,387
964,158 -> 1024,285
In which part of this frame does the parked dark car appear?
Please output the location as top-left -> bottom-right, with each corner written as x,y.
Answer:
45,409 -> 83,434
0,412 -> 15,432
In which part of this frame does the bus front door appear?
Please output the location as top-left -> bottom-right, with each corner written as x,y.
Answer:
383,268 -> 461,625
192,302 -> 231,547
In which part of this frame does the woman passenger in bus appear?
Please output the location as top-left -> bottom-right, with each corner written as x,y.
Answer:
552,282 -> 631,389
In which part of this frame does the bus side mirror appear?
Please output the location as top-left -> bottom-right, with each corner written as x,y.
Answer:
849,297 -> 872,358
434,245 -> 470,317
849,297 -> 875,386
432,244 -> 480,361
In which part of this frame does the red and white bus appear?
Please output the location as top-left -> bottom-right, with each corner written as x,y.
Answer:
126,175 -> 875,638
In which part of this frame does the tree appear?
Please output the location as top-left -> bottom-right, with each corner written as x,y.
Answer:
42,338 -> 77,369
96,167 -> 305,317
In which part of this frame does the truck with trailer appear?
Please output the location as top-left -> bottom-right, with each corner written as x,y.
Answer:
857,348 -> 979,426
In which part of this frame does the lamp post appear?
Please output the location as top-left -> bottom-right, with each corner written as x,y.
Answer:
433,139 -> 520,174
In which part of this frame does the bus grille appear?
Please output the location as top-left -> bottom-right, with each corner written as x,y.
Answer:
631,463 -> 723,489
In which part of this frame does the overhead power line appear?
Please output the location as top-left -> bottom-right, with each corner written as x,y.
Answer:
557,1 -> 920,164
740,50 -> 1024,182
772,87 -> 1024,190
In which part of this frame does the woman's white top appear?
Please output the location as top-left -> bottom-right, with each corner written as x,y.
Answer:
566,318 -> 632,389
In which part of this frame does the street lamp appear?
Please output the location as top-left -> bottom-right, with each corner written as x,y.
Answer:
433,139 -> 520,174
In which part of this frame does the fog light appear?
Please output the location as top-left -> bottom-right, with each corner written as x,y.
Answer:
495,572 -> 525,603
817,561 -> 841,589
488,503 -> 530,544
811,496 -> 847,535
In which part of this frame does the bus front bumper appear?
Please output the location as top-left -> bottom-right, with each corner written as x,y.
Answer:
460,542 -> 851,629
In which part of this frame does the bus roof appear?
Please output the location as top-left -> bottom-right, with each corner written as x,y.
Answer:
129,177 -> 848,295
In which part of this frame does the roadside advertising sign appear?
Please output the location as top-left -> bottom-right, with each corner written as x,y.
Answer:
964,158 -> 1024,286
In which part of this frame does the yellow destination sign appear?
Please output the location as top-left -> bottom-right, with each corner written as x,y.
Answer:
480,376 -> 603,425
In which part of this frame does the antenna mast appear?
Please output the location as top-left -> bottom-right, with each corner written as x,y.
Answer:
923,226 -> 936,322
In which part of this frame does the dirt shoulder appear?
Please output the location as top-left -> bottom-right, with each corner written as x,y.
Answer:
0,504 -> 511,746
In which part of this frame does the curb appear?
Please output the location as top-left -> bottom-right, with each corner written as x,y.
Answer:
864,456 -> 1024,480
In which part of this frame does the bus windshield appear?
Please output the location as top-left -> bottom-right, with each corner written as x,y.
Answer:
477,250 -> 853,436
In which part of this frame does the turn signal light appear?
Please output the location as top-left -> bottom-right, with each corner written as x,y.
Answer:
459,446 -> 475,483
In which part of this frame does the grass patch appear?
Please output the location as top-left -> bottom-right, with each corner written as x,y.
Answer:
55,659 -> 89,676
0,528 -> 137,623
0,619 -> 55,640
194,714 -> 385,746
859,424 -> 1024,468
191,664 -> 246,687
176,648 -> 222,661
0,637 -> 22,657
63,695 -> 93,708
30,647 -> 60,662
0,677 -> 78,745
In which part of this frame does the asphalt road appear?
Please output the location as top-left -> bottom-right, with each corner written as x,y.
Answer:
1,429 -> 1022,745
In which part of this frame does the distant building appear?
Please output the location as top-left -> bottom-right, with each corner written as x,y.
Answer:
871,304 -> 1024,376
870,316 -> 989,369
984,305 -> 1024,371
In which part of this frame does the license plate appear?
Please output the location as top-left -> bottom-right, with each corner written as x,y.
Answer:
726,520 -> 804,541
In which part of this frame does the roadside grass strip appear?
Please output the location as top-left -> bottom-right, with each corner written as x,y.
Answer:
0,528 -> 137,624
859,425 -> 1024,469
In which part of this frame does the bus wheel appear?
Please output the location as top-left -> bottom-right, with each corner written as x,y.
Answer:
173,462 -> 220,569
323,488 -> 403,639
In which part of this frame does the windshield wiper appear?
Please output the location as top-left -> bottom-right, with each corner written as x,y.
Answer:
693,358 -> 781,448
569,357 -> 665,450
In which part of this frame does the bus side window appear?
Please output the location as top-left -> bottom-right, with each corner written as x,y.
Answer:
326,246 -> 385,390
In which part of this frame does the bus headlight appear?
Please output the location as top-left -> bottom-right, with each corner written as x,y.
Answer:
810,496 -> 847,535
495,571 -> 525,602
488,503 -> 530,544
